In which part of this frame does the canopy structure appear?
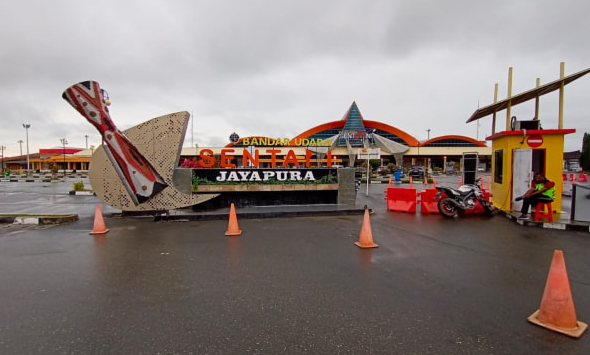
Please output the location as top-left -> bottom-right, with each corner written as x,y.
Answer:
372,134 -> 409,166
372,134 -> 410,154
466,67 -> 590,123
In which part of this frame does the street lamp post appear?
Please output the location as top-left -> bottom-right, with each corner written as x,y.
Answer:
22,124 -> 30,175
17,140 -> 23,156
1,145 -> 5,173
89,145 -> 95,171
60,138 -> 68,176
425,129 -> 431,170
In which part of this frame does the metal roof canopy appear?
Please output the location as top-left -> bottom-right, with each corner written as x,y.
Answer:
466,67 -> 590,123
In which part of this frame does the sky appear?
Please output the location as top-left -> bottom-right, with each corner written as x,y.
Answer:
1,0 -> 589,158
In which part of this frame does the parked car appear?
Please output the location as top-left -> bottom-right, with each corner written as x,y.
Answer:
408,166 -> 425,178
445,166 -> 456,175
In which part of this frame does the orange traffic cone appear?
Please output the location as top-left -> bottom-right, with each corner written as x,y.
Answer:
225,203 -> 242,236
432,176 -> 437,189
572,175 -> 577,185
90,204 -> 109,235
388,176 -> 392,188
480,175 -> 484,189
528,250 -> 587,337
409,176 -> 413,188
354,209 -> 378,248
459,176 -> 463,187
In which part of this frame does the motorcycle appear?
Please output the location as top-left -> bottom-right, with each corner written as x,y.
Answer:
435,177 -> 495,218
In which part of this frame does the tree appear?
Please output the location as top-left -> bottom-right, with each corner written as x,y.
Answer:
387,163 -> 396,173
581,132 -> 590,172
369,159 -> 380,171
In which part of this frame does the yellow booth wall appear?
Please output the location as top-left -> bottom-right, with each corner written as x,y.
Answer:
490,131 -> 569,214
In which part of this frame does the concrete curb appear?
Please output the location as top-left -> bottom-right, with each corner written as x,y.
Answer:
0,176 -> 88,183
501,211 -> 590,232
1,179 -> 60,183
0,214 -> 79,225
68,191 -> 96,196
119,208 -> 370,221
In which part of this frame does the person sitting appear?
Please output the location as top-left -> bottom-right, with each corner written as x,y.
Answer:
515,172 -> 555,219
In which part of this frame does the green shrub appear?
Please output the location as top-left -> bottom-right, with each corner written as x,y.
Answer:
315,174 -> 337,184
73,181 -> 85,191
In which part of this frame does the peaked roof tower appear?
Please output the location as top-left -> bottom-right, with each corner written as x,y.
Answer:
337,101 -> 369,147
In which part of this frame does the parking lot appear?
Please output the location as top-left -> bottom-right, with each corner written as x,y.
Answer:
1,178 -> 589,354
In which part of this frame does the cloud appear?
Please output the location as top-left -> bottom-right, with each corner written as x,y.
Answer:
1,0 -> 589,157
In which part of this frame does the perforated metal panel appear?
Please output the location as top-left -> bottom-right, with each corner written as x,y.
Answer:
89,111 -> 216,211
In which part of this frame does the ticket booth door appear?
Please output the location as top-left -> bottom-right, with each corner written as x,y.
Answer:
462,152 -> 478,185
512,149 -> 532,212
512,148 -> 546,211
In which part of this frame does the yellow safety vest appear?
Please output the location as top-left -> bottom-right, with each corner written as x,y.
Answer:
535,182 -> 555,199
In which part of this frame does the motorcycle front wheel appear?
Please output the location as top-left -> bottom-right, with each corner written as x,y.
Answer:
480,199 -> 495,216
438,197 -> 458,218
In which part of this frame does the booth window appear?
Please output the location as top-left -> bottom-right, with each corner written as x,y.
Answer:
494,149 -> 503,184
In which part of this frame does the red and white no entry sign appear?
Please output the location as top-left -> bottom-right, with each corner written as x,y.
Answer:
527,135 -> 543,148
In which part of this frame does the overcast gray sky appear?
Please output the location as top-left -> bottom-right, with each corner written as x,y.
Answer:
1,0 -> 589,157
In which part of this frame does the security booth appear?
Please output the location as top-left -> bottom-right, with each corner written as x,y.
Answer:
466,63 -> 590,214
487,129 -> 574,213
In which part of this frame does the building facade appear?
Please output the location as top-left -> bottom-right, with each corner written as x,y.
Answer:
180,102 -> 491,171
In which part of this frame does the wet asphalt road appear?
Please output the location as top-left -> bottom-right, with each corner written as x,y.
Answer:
1,179 -> 590,354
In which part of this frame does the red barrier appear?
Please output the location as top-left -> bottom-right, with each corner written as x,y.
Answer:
384,187 -> 417,213
420,188 -> 439,214
463,199 -> 486,214
579,174 -> 588,183
562,173 -> 567,181
386,188 -> 493,215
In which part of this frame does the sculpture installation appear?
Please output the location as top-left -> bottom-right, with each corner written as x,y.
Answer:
63,80 -> 215,211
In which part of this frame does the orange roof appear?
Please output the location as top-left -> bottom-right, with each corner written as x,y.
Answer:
363,120 -> 419,147
290,120 -> 420,147
420,135 -> 486,147
289,121 -> 344,145
486,129 -> 575,141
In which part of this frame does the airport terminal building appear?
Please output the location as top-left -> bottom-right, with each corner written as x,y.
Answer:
2,102 -> 490,173
180,101 -> 491,171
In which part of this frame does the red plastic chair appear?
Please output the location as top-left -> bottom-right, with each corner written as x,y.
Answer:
534,202 -> 553,222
